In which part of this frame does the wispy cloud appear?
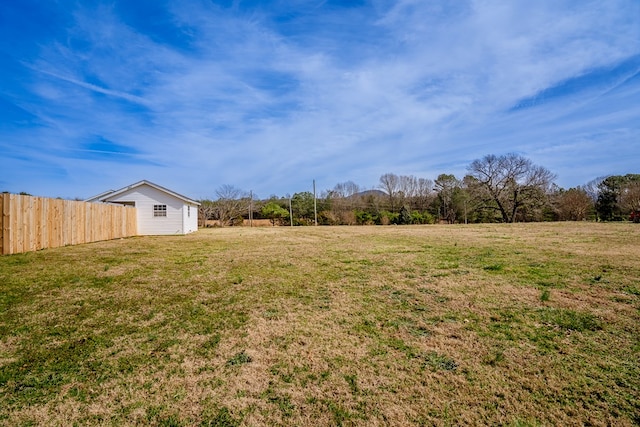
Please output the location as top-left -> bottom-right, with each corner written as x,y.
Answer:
28,66 -> 149,106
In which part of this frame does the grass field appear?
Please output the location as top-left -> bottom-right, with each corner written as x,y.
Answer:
1,223 -> 639,426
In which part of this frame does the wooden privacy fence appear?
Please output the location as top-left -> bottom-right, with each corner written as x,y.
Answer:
1,193 -> 137,255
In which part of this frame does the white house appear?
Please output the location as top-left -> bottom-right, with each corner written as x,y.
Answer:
86,180 -> 200,235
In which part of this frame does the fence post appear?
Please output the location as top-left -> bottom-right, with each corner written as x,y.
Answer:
0,193 -> 4,255
2,193 -> 13,255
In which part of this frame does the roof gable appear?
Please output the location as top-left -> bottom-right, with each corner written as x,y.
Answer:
85,189 -> 116,203
86,180 -> 200,205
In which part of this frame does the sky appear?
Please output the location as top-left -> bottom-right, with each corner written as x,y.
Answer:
1,0 -> 639,200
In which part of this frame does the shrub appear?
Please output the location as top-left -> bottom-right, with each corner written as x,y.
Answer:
411,211 -> 435,224
354,210 -> 375,225
378,211 -> 399,225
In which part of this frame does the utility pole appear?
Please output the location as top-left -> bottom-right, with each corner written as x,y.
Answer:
313,179 -> 318,226
289,196 -> 293,227
249,190 -> 253,227
464,198 -> 468,225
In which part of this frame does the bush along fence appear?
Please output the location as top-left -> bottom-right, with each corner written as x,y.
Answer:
0,193 -> 137,255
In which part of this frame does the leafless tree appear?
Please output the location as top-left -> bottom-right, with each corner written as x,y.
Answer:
214,184 -> 249,226
379,173 -> 400,211
620,181 -> 640,214
398,175 -> 416,197
198,199 -> 217,227
331,181 -> 360,198
467,153 -> 556,223
325,181 -> 361,224
553,187 -> 593,221
583,177 -> 605,204
413,177 -> 435,212
434,174 -> 460,223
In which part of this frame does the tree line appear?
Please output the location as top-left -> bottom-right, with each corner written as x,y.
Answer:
198,153 -> 640,226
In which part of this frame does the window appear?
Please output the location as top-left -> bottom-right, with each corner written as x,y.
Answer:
153,204 -> 167,217
188,206 -> 190,217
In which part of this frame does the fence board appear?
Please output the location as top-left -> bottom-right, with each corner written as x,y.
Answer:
1,194 -> 6,254
0,194 -> 137,255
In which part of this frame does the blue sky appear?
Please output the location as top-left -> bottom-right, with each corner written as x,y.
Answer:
1,0 -> 639,200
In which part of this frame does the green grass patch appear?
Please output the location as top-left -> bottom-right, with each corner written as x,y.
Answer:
419,351 -> 458,371
201,406 -> 242,427
226,351 -> 252,366
540,289 -> 551,302
537,308 -> 602,332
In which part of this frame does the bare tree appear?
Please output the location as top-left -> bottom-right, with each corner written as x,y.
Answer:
467,153 -> 556,223
331,181 -> 360,198
198,199 -> 217,227
553,187 -> 593,221
326,181 -> 361,225
397,175 -> 417,202
215,184 -> 249,226
620,181 -> 640,216
583,177 -> 605,204
577,176 -> 605,220
413,177 -> 435,212
434,174 -> 460,223
379,173 -> 400,211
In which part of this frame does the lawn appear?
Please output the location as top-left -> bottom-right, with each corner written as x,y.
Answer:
1,223 -> 639,426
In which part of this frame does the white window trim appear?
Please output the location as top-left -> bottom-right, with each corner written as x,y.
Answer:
153,204 -> 167,217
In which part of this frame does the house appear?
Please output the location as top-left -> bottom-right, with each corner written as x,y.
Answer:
86,180 -> 200,235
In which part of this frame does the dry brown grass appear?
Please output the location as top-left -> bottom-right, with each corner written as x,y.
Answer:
1,222 -> 639,426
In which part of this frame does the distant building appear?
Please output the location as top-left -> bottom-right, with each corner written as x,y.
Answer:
86,180 -> 200,235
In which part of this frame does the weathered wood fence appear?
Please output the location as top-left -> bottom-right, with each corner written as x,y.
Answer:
1,193 -> 137,255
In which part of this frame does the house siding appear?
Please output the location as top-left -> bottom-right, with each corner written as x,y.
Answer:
106,185 -> 185,235
182,203 -> 198,234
